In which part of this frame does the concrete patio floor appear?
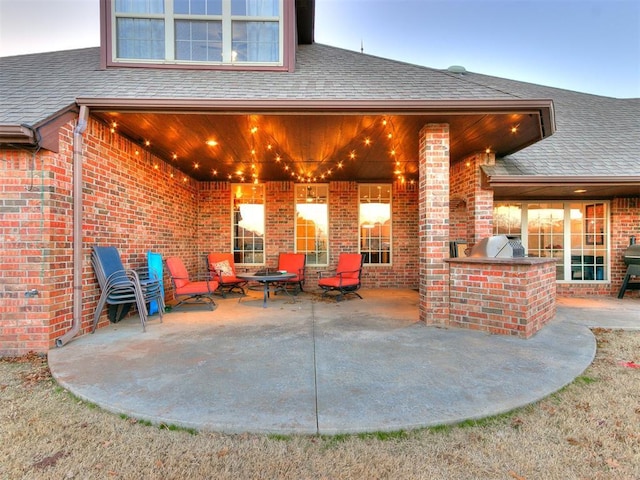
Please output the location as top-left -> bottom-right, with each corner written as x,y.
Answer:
48,289 -> 639,435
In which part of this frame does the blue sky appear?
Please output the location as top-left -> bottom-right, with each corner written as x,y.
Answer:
1,0 -> 638,98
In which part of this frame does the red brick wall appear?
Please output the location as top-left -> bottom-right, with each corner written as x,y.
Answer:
448,258 -> 557,338
450,153 -> 494,248
1,117 -> 202,354
450,156 -> 473,243
198,181 -> 233,266
1,115 -> 638,355
198,179 -> 420,289
1,149 -> 57,354
82,119 -> 200,333
266,181 -> 297,267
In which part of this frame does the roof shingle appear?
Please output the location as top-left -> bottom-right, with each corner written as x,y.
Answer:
1,43 -> 638,177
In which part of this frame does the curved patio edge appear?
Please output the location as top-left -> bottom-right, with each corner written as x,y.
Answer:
48,290 -> 597,435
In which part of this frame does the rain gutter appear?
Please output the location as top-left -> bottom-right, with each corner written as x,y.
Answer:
485,175 -> 640,187
0,124 -> 36,144
56,105 -> 89,347
76,97 -> 556,138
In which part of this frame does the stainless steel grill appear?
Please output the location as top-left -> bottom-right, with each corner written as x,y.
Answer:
469,235 -> 525,258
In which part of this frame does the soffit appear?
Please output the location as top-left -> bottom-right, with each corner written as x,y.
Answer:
88,101 -> 549,183
486,173 -> 640,200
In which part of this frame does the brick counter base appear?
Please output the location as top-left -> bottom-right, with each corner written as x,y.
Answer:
445,257 -> 557,339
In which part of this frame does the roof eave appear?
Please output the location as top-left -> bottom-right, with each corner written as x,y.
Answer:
0,125 -> 36,144
485,175 -> 640,187
77,97 -> 556,142
76,96 -> 553,113
484,173 -> 640,199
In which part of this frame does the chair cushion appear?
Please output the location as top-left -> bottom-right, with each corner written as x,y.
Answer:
318,277 -> 360,288
177,280 -> 217,295
166,257 -> 190,289
278,253 -> 305,276
213,260 -> 234,277
336,254 -> 363,279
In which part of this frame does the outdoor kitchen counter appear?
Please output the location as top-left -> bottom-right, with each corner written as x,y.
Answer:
444,256 -> 557,338
445,256 -> 557,265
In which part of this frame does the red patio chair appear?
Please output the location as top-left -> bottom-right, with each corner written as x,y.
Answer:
207,253 -> 247,298
166,257 -> 218,310
318,253 -> 365,301
274,252 -> 306,294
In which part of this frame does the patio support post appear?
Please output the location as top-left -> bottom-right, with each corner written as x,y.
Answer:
418,123 -> 450,325
56,105 -> 89,347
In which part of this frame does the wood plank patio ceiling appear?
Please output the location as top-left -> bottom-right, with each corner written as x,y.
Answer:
93,111 -> 543,183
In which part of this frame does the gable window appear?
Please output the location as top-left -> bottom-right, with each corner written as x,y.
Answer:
232,184 -> 264,265
359,184 -> 391,265
111,0 -> 282,65
295,184 -> 328,266
494,201 -> 609,282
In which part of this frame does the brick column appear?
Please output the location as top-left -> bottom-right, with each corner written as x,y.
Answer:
418,124 -> 450,325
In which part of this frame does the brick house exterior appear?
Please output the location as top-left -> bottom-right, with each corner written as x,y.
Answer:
1,0 -> 638,355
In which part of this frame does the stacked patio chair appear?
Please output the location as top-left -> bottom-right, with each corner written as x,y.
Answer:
91,246 -> 165,333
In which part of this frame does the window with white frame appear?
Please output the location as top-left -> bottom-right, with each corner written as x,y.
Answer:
494,201 -> 609,281
232,184 -> 264,265
112,0 -> 282,65
359,184 -> 391,265
295,184 -> 328,266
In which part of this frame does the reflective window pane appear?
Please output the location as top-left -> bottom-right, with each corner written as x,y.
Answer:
116,18 -> 165,59
175,20 -> 222,61
359,184 -> 391,265
231,0 -> 279,16
232,184 -> 265,265
295,185 -> 328,266
232,21 -> 279,62
174,0 -> 222,15
116,0 -> 164,14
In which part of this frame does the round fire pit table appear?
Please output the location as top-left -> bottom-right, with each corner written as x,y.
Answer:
237,272 -> 296,308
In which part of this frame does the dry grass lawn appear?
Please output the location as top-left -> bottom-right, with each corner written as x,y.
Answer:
1,329 -> 639,479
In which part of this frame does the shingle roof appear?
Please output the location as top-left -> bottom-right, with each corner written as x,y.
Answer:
1,43 -> 638,177
464,73 -> 640,176
0,44 -> 516,127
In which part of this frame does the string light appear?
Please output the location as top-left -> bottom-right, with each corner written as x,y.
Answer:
128,115 -> 417,185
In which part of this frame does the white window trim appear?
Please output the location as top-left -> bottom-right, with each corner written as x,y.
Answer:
111,0 -> 283,66
358,184 -> 392,266
294,184 -> 329,267
231,183 -> 265,266
494,200 -> 610,283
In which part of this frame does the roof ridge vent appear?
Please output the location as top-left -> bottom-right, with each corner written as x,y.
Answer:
447,65 -> 467,74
